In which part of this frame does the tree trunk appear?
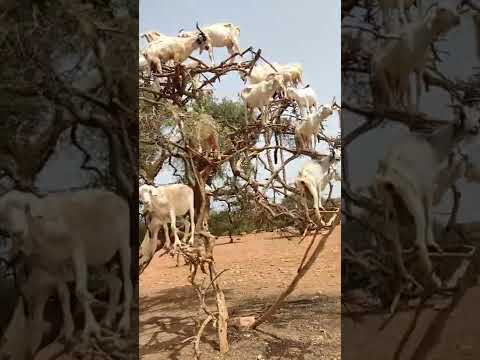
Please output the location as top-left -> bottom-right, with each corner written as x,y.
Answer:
209,263 -> 229,354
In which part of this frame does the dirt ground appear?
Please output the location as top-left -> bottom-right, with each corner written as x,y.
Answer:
342,286 -> 480,360
139,226 -> 341,360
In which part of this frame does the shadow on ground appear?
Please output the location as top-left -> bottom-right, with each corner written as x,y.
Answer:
140,289 -> 340,360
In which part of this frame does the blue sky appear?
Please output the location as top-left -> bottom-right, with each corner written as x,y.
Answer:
140,0 -> 340,106
140,0 -> 341,203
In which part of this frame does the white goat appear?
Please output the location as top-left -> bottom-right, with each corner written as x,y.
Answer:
276,64 -> 304,93
286,86 -> 318,115
142,23 -> 210,74
240,75 -> 283,124
242,62 -> 304,96
0,189 -> 132,340
371,3 -> 460,114
373,104 -> 480,287
294,100 -> 339,151
242,62 -> 279,84
139,184 -> 195,250
295,153 -> 340,224
178,22 -> 241,65
378,0 -> 419,33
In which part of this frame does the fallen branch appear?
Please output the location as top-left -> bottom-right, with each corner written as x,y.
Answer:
250,212 -> 339,329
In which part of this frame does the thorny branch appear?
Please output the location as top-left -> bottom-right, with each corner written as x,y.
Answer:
139,42 -> 340,357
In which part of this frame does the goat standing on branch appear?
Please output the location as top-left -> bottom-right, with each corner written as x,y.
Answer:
275,63 -> 304,92
142,22 -> 210,74
139,183 -> 195,250
241,62 -> 304,96
295,152 -> 341,225
371,3 -> 460,115
178,22 -> 241,65
294,99 -> 340,151
286,85 -> 318,116
240,74 -> 283,124
0,189 -> 133,340
373,102 -> 480,288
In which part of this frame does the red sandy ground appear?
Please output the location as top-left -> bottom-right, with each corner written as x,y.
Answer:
140,226 -> 341,359
343,284 -> 480,359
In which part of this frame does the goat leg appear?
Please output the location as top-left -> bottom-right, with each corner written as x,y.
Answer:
57,281 -> 74,341
163,224 -> 171,250
227,46 -> 236,64
72,249 -> 101,340
29,292 -> 49,356
100,273 -> 122,328
117,244 -> 133,334
317,183 -> 326,211
181,218 -> 191,244
209,48 -> 215,67
300,192 -> 312,223
384,191 -> 418,286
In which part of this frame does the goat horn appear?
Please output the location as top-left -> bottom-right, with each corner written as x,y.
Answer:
178,28 -> 184,33
197,23 -> 208,41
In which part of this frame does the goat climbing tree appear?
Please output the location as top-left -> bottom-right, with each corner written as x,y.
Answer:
1,2 -> 138,359
139,44 -> 340,357
342,1 -> 480,358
